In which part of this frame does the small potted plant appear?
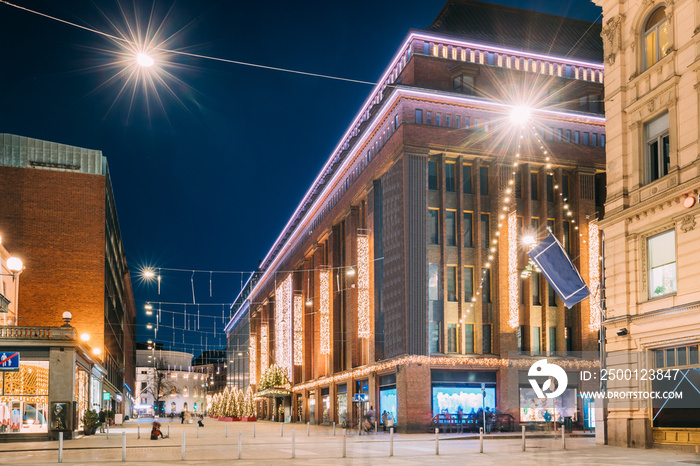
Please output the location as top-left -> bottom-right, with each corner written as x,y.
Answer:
82,410 -> 100,436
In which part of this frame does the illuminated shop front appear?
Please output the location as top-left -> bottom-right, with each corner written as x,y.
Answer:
0,361 -> 49,434
336,384 -> 347,426
378,374 -> 397,426
321,387 -> 331,423
431,371 -> 496,417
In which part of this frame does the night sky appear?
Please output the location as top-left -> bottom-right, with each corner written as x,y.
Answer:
0,0 -> 602,355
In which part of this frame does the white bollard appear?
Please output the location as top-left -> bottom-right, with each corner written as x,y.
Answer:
375,420 -> 378,435
307,422 -> 310,437
167,423 -> 170,438
197,422 -> 200,438
435,427 -> 439,455
292,429 -> 296,459
281,422 -> 284,437
333,421 -> 336,436
561,424 -> 566,450
238,432 -> 242,459
181,431 -> 186,460
253,423 -> 256,438
58,431 -> 63,463
479,427 -> 483,453
226,423 -> 228,438
389,427 -> 394,457
107,421 -> 110,440
522,425 -> 526,451
342,429 -> 347,458
138,423 -> 140,439
122,432 -> 126,462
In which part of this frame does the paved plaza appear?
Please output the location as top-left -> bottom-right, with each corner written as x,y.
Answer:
0,420 -> 698,465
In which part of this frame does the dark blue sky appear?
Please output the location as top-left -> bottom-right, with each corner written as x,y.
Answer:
0,0 -> 602,355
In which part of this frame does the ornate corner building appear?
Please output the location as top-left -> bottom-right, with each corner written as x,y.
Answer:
235,0 -> 607,432
594,0 -> 700,449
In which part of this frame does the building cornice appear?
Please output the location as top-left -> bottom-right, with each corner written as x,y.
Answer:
604,299 -> 700,325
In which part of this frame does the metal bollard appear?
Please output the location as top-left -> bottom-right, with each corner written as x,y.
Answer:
479,427 -> 483,453
342,429 -> 347,458
226,423 -> 228,438
307,422 -> 310,437
107,421 -> 110,440
122,432 -> 126,462
435,427 -> 439,455
375,421 -> 378,435
181,431 -> 186,460
197,422 -> 200,438
237,432 -> 242,459
561,424 -> 566,450
389,427 -> 394,457
138,423 -> 140,439
58,431 -> 63,463
333,421 -> 336,436
253,423 -> 256,438
522,425 -> 526,451
281,422 -> 284,437
292,429 -> 296,459
167,423 -> 170,438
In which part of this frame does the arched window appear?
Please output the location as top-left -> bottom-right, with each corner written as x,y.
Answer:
171,402 -> 176,412
170,386 -> 176,396
643,7 -> 669,69
183,386 -> 189,397
183,402 -> 189,412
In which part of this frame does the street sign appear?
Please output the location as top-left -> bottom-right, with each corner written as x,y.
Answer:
353,393 -> 368,403
0,352 -> 19,371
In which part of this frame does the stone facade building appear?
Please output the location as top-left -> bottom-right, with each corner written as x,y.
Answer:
241,0 -> 606,431
594,0 -> 700,449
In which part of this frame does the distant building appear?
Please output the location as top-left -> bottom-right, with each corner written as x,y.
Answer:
225,272 -> 260,391
0,134 -> 136,435
243,0 -> 606,431
594,0 -> 700,449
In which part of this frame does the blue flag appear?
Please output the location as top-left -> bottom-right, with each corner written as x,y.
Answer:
528,232 -> 590,308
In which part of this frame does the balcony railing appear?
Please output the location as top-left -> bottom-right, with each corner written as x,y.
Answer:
0,325 -> 76,340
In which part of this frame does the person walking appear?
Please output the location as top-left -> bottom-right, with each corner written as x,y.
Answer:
98,409 -> 106,433
381,411 -> 388,432
180,411 -> 185,424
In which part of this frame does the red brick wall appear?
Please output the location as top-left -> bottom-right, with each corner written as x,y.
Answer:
0,166 -> 106,352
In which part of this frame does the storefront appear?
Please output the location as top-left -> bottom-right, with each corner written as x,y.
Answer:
378,374 -> 397,426
321,387 -> 331,424
336,384 -> 347,426
307,390 -> 316,424
354,379 -> 369,424
430,370 -> 497,418
74,365 -> 90,431
0,361 -> 49,434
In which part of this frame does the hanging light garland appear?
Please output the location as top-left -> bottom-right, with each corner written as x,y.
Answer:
249,335 -> 257,382
260,324 -> 269,374
275,275 -> 293,380
357,235 -> 371,338
507,212 -> 519,329
588,222 -> 601,331
293,295 -> 303,366
319,270 -> 331,354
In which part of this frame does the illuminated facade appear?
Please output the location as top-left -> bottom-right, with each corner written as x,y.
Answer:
241,0 -> 605,431
594,0 -> 700,448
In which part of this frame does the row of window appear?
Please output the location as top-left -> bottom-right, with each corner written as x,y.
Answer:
517,326 -> 573,353
654,344 -> 699,369
439,323 -> 492,354
429,263 -> 491,303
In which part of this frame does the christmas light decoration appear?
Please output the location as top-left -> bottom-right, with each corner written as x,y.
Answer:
588,222 -> 602,332
275,275 -> 293,379
293,294 -> 303,365
260,325 -> 269,374
357,235 -> 371,338
249,335 -> 257,383
320,270 -> 331,354
508,212 -> 519,328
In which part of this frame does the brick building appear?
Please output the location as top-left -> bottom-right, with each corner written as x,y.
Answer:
242,0 -> 606,432
0,133 -> 136,417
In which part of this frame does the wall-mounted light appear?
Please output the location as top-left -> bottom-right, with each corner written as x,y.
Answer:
616,328 -> 628,336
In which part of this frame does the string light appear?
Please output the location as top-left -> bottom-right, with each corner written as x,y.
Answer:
260,325 -> 269,374
293,295 -> 303,365
320,270 -> 331,354
249,335 -> 257,382
588,223 -> 602,332
357,235 -> 371,338
507,212 -> 519,328
275,275 -> 292,379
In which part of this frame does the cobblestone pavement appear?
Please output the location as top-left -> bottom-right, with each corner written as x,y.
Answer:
0,419 -> 698,465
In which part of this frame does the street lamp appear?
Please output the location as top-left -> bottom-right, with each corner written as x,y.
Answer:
4,257 -> 23,326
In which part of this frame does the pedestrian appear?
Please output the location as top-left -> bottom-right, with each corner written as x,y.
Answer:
381,411 -> 388,432
98,409 -> 106,433
198,414 -> 204,427
180,411 -> 185,424
151,420 -> 165,440
386,413 -> 394,431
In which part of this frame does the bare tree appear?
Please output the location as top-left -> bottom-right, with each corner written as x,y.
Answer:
141,358 -> 179,415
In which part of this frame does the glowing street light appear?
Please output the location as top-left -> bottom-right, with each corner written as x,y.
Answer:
143,269 -> 155,278
522,235 -> 536,247
136,52 -> 154,67
510,106 -> 531,125
346,267 -> 356,276
7,257 -> 23,272
146,323 -> 153,330
80,333 -> 90,342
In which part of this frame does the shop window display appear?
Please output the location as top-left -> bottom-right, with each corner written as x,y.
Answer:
1,361 -> 49,433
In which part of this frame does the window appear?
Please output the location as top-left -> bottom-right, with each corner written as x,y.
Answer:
533,327 -> 541,354
644,112 -> 670,184
429,264 -> 440,300
592,133 -> 598,147
648,229 -> 676,298
563,221 -> 571,254
445,163 -> 456,192
447,324 -> 457,352
480,167 -> 489,195
455,115 -> 461,129
549,327 -> 557,353
464,324 -> 475,353
429,209 -> 440,244
436,112 -> 442,126
517,325 -> 525,351
531,172 -> 538,200
481,213 -> 490,247
464,266 -> 474,301
546,174 -> 554,202
463,212 -> 473,247
583,132 -> 589,145
548,281 -> 556,306
427,111 -> 432,125
482,267 -> 491,303
447,266 -> 457,301
415,109 -> 423,124
446,114 -> 451,127
453,75 -> 475,94
601,134 -> 606,147
562,174 -> 569,200
183,386 -> 189,397
574,131 -> 580,144
446,211 -> 456,246
532,272 -> 541,305
465,116 -> 471,129
643,7 -> 669,70
428,161 -> 438,190
558,128 -> 563,141
482,324 -> 492,354
566,129 -> 571,142
463,165 -> 472,194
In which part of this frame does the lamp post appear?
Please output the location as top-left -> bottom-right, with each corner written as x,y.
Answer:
5,256 -> 24,326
